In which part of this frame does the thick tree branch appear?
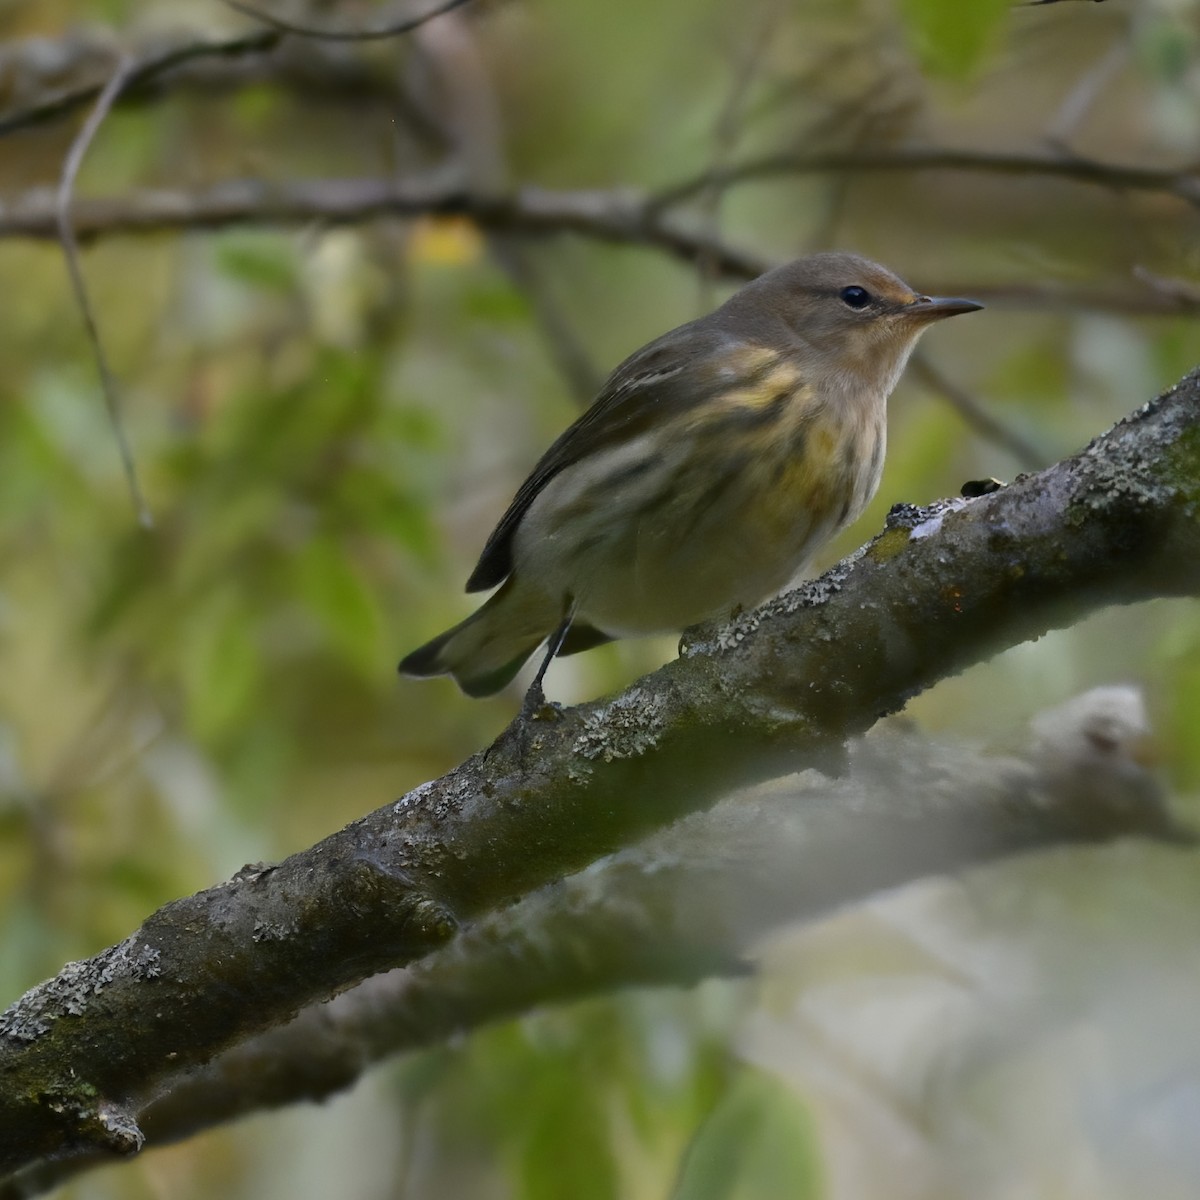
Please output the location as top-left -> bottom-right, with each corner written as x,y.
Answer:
1,370 -> 1199,1175
4,690 -> 1179,1199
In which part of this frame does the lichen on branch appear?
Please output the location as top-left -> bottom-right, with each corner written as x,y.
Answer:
1,369 -> 1199,1185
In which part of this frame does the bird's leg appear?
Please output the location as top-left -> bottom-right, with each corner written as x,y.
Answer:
520,599 -> 576,720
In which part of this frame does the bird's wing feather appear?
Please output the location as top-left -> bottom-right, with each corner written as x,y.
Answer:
465,317 -> 753,592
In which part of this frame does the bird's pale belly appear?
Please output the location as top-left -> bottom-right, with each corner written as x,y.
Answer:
513,415 -> 882,636
571,507 -> 832,635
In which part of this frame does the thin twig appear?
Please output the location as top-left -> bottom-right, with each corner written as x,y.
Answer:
647,146 -> 1200,213
933,277 -> 1200,316
909,352 -> 1050,471
56,58 -> 153,529
490,239 -> 602,404
694,1 -> 782,309
0,29 -> 447,150
6,175 -> 1200,318
405,11 -> 603,402
0,30 -> 281,138
806,80 -> 922,250
224,0 -> 476,41
1131,265 -> 1200,305
2,169 -> 1196,320
1,176 -> 774,278
1045,39 -> 1129,149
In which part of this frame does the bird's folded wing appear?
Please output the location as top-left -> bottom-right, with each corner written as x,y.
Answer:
465,318 -> 778,592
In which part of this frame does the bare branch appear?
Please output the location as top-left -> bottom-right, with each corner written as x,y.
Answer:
1,369 -> 1199,1178
4,690 -> 1178,1198
490,239 -> 603,404
0,176 -> 774,276
647,146 -> 1200,213
1,170 -> 1195,317
693,0 -> 783,309
1132,264 -> 1200,306
1045,39 -> 1130,149
927,277 -> 1200,318
909,352 -> 1050,471
223,0 -> 477,42
0,30 -> 281,138
56,58 -> 152,529
0,26 -> 453,157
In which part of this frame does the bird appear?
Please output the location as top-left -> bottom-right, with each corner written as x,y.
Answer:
400,251 -> 981,703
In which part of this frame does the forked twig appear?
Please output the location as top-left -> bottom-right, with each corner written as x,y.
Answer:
224,0 -> 475,41
694,0 -> 783,309
0,30 -> 281,138
910,352 -> 1049,471
56,57 -> 153,528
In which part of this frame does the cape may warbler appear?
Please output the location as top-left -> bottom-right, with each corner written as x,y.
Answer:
400,252 -> 981,698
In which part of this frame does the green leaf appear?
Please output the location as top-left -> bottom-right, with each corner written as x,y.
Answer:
1153,610 -> 1200,795
293,535 -> 385,676
465,279 -> 533,323
902,0 -> 1011,79
179,587 -> 261,741
672,1069 -> 820,1200
1136,16 -> 1195,85
215,235 -> 299,295
519,1070 -> 619,1200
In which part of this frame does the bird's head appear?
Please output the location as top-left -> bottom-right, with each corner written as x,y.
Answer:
727,251 -> 982,396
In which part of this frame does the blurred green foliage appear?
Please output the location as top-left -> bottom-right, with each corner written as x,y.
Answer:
672,1069 -> 820,1200
0,0 -> 1198,1196
901,0 -> 1011,79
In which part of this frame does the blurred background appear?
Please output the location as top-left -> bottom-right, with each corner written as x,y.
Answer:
1,0 -> 1199,1196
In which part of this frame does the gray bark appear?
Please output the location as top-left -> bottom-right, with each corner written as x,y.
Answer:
1,369 -> 1198,1183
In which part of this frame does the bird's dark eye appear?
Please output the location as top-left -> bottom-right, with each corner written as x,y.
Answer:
840,286 -> 871,310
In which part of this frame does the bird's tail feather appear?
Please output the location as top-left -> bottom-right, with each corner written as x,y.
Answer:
398,579 -> 551,698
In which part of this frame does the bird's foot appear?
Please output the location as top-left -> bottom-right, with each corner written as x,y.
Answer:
520,677 -> 549,722
487,680 -> 563,768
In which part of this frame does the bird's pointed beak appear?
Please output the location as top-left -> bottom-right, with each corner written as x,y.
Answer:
904,295 -> 984,321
